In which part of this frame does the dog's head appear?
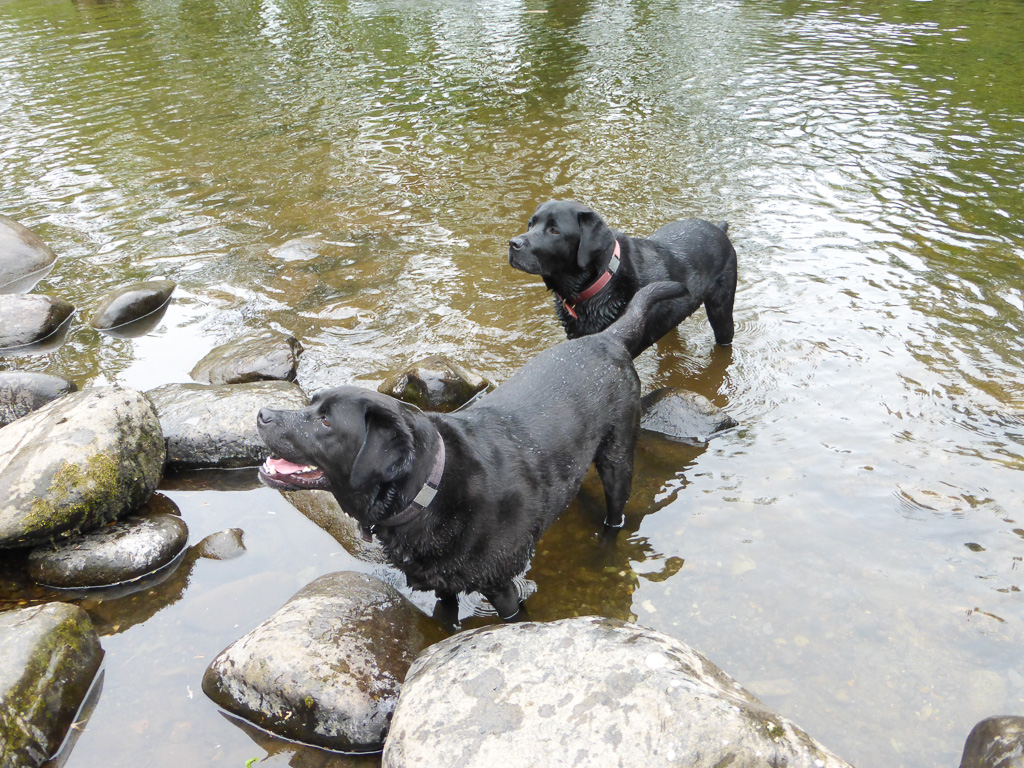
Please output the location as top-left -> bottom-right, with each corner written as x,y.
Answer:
257,386 -> 419,521
508,200 -> 616,278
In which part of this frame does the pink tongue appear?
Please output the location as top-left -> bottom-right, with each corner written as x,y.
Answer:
265,457 -> 314,475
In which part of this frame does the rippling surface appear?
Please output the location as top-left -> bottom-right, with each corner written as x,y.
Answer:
1,1 -> 1022,766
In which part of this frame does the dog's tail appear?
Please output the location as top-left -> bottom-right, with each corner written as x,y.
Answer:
604,281 -> 689,357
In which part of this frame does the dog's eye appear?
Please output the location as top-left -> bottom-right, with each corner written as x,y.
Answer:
320,416 -> 330,427
548,226 -> 560,235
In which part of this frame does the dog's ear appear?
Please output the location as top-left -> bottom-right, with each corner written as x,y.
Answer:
576,209 -> 615,269
349,404 -> 414,490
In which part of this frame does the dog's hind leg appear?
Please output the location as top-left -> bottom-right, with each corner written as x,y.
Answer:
594,420 -> 637,529
485,582 -> 522,620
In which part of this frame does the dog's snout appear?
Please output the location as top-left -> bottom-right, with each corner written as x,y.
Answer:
509,236 -> 526,251
257,407 -> 275,426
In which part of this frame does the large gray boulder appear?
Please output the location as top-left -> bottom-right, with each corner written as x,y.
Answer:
202,571 -> 447,753
0,295 -> 75,354
384,616 -> 853,768
146,380 -> 307,469
0,387 -> 165,549
189,330 -> 303,385
0,372 -> 77,428
0,214 -> 58,294
0,603 -> 103,768
959,716 -> 1024,768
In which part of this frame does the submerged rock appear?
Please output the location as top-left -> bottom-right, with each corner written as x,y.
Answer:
0,371 -> 77,428
89,279 -> 175,338
0,214 -> 58,294
378,355 -> 489,412
0,387 -> 165,549
0,294 -> 75,354
640,387 -> 737,442
384,616 -> 853,768
189,330 -> 303,385
0,603 -> 103,768
26,511 -> 188,588
959,716 -> 1024,768
195,528 -> 246,560
202,571 -> 447,753
146,380 -> 307,470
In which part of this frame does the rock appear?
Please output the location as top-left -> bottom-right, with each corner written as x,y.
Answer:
959,716 -> 1024,768
640,387 -> 737,442
195,528 -> 246,560
378,355 -> 489,412
0,295 -> 75,354
0,371 -> 77,428
269,237 -> 324,262
26,511 -> 188,588
146,380 -> 307,469
202,571 -> 447,753
0,214 -> 58,294
0,387 -> 165,549
0,603 -> 103,768
279,489 -> 385,563
189,330 -> 303,385
89,279 -> 175,338
384,616 -> 853,768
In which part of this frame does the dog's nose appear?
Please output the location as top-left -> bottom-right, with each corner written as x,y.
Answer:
509,236 -> 525,251
257,407 -> 274,426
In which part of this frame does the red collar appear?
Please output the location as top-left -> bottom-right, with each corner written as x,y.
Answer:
558,240 -> 621,320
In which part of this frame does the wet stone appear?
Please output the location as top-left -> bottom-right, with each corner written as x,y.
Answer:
89,279 -> 175,338
146,380 -> 308,470
26,511 -> 188,588
0,294 -> 75,354
378,354 -> 489,412
195,528 -> 246,560
202,571 -> 447,753
0,387 -> 166,549
0,371 -> 77,427
189,330 -> 303,385
959,716 -> 1024,768
384,616 -> 853,768
640,387 -> 738,442
0,602 -> 103,768
0,214 -> 58,294
269,237 -> 325,262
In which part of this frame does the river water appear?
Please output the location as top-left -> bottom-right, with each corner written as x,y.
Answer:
1,0 -> 1022,766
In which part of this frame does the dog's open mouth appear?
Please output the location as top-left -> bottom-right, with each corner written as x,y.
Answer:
258,457 -> 329,490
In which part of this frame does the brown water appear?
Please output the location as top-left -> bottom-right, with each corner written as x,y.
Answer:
1,0 -> 1022,766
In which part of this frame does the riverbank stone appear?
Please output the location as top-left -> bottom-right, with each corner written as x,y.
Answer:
0,214 -> 58,294
0,602 -> 103,768
959,716 -> 1024,768
195,528 -> 246,560
383,616 -> 853,768
378,354 -> 489,412
0,295 -> 75,354
202,571 -> 447,753
640,387 -> 738,442
89,279 -> 175,338
0,371 -> 77,427
26,511 -> 188,589
189,330 -> 303,385
0,387 -> 165,549
146,380 -> 307,469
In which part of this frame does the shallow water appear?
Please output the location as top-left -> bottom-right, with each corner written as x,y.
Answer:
1,0 -> 1022,766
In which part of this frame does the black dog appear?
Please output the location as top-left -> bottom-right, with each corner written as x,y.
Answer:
256,282 -> 686,620
509,200 -> 737,356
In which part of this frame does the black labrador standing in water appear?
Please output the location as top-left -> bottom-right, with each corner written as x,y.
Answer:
256,282 -> 686,620
509,200 -> 737,356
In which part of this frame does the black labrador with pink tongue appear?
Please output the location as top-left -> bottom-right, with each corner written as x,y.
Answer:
509,200 -> 737,356
257,282 -> 686,619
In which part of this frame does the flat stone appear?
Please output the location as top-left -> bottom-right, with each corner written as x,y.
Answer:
202,571 -> 447,753
0,603 -> 103,768
384,616 -> 853,768
26,511 -> 188,588
0,387 -> 165,549
89,279 -> 175,338
0,295 -> 75,354
189,330 -> 303,385
146,380 -> 307,469
640,387 -> 737,442
0,214 -> 58,294
0,371 -> 77,428
959,715 -> 1024,768
378,354 -> 489,412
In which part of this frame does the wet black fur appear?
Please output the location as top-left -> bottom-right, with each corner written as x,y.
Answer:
257,282 -> 686,619
509,200 -> 738,356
